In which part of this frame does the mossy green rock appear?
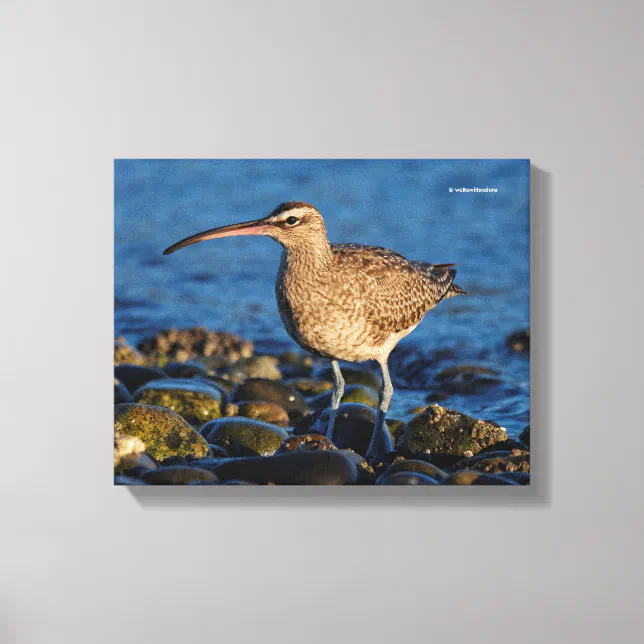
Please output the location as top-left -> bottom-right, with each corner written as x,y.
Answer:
114,403 -> 210,461
115,364 -> 169,394
141,466 -> 218,485
317,365 -> 381,390
309,385 -> 379,410
236,400 -> 290,427
400,404 -> 509,458
133,379 -> 222,429
232,378 -> 309,421
201,417 -> 289,457
213,451 -> 358,485
226,356 -> 282,381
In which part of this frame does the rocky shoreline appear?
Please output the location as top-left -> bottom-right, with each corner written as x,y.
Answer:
114,328 -> 530,486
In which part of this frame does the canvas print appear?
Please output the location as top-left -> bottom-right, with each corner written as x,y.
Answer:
114,160 -> 530,486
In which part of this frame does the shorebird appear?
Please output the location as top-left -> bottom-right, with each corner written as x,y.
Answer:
164,202 -> 466,462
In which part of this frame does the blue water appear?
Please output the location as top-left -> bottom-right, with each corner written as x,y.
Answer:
115,160 -> 530,437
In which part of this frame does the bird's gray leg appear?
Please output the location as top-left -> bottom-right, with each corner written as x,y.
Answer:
366,358 -> 396,462
325,360 -> 345,442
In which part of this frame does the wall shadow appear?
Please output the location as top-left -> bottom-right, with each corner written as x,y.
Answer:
130,164 -> 552,509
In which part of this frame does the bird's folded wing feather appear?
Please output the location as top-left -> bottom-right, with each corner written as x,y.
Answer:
331,244 -> 456,338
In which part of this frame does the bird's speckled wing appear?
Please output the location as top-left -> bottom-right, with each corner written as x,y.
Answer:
331,244 -> 458,345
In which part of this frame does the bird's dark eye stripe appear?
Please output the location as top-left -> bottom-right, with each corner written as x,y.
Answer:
285,216 -> 299,225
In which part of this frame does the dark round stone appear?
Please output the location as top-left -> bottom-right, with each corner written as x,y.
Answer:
377,459 -> 448,483
114,364 -> 169,394
232,378 -> 309,421
201,417 -> 290,457
377,472 -> 440,485
141,466 -> 218,485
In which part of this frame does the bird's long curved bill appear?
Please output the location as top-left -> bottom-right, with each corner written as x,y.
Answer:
163,219 -> 269,255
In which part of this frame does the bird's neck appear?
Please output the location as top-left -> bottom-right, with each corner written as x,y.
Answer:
282,237 -> 333,273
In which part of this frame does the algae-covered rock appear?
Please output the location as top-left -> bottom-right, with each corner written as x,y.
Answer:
316,365 -> 381,390
137,327 -> 253,364
114,337 -> 147,366
114,379 -> 132,405
232,378 -> 309,421
377,459 -> 448,483
377,472 -> 439,485
450,451 -> 530,474
441,470 -> 519,485
236,401 -> 290,427
400,404 -> 509,460
316,403 -> 395,458
114,403 -> 210,461
133,379 -> 222,429
114,364 -> 169,394
288,378 -> 334,396
309,385 -> 379,410
141,466 -> 218,485
201,417 -> 289,457
213,451 -> 358,485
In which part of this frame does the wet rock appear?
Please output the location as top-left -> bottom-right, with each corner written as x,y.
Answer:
316,365 -> 381,390
133,378 -> 222,429
309,384 -> 379,410
519,425 -> 530,446
338,450 -> 376,484
206,444 -> 230,459
434,365 -> 502,395
137,327 -> 253,365
377,472 -> 440,485
141,466 -> 218,485
158,455 -> 187,467
114,364 -> 169,394
163,361 -> 210,379
226,356 -> 282,382
232,378 -> 309,421
114,403 -> 210,461
114,337 -> 147,366
288,378 -> 334,397
236,401 -> 290,427
276,434 -> 337,453
315,403 -> 395,458
221,480 -> 256,485
386,419 -> 408,444
115,475 -> 147,485
201,374 -> 235,394
399,404 -> 509,465
441,470 -> 519,485
279,351 -> 314,377
507,329 -> 530,352
499,471 -> 531,485
213,451 -> 358,485
377,459 -> 448,483
454,452 -> 530,474
201,417 -> 289,457
114,379 -> 132,405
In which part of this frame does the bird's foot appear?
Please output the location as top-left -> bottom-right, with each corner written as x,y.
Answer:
365,409 -> 395,464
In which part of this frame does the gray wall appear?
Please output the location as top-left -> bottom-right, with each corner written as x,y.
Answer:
1,1 -> 642,643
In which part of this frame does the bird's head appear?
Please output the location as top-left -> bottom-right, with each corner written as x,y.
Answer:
163,202 -> 327,255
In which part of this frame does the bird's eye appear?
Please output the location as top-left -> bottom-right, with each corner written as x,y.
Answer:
285,216 -> 299,225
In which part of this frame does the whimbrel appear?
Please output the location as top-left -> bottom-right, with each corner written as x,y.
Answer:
164,202 -> 466,461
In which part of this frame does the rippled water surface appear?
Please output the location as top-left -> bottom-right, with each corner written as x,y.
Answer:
115,160 -> 529,437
